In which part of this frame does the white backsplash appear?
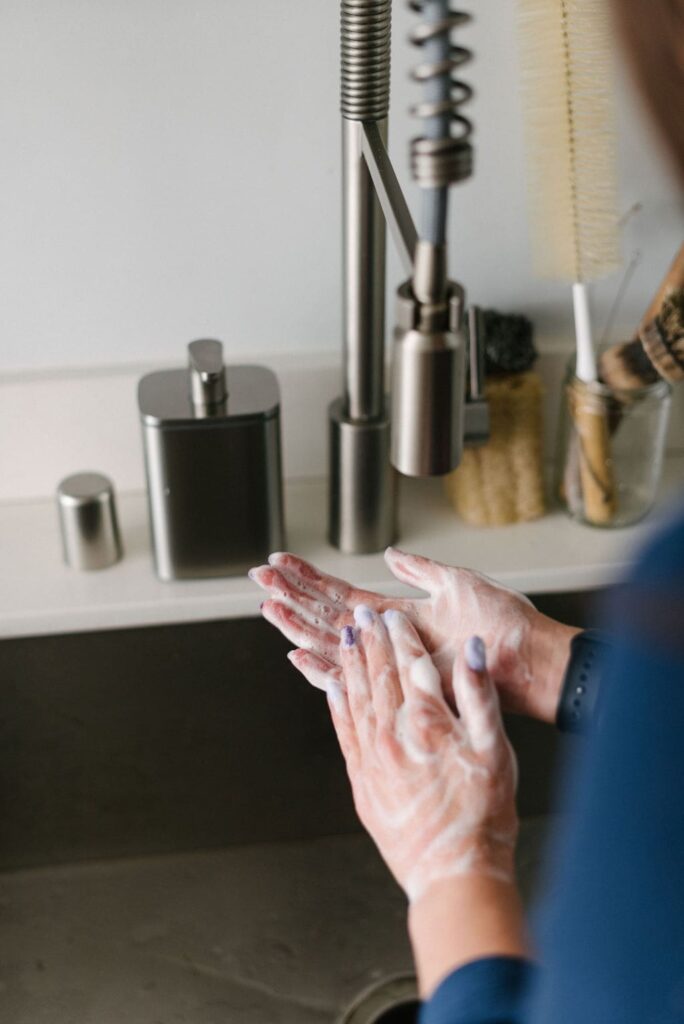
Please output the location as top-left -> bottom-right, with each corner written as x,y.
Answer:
1,343 -> 682,503
0,1 -> 682,376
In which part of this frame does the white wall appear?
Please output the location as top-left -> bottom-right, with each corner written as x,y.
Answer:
1,0 -> 682,375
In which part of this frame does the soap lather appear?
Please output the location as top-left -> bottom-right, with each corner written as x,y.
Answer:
138,340 -> 285,581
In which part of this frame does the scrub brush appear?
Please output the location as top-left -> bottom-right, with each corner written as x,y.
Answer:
480,310 -> 537,376
600,242 -> 684,388
446,312 -> 545,526
645,289 -> 684,383
517,0 -> 622,524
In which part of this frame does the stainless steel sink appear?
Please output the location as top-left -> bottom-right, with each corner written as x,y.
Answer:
0,589 -> 597,1022
0,820 -> 551,1024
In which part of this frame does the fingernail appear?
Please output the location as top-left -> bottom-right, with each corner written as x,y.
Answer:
465,636 -> 486,673
248,568 -> 258,581
382,608 -> 401,627
353,604 -> 374,628
286,650 -> 297,665
341,625 -> 356,648
268,552 -> 286,565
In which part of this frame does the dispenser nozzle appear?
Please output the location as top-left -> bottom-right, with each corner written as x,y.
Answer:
188,339 -> 228,416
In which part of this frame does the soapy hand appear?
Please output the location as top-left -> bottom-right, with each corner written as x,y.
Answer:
250,549 -> 578,723
293,607 -> 518,901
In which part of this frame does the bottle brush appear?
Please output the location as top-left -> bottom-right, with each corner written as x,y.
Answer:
517,0 -> 622,524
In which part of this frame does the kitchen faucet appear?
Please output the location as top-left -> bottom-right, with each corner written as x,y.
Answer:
328,0 -> 488,553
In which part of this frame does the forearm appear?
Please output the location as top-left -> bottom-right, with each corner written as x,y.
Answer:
408,875 -> 531,999
526,615 -> 581,724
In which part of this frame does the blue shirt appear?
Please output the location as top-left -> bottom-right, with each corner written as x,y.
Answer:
422,508 -> 684,1024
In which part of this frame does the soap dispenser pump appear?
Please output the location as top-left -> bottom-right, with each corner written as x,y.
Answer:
138,340 -> 284,581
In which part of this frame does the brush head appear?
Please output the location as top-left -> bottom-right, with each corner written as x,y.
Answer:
599,338 -> 660,390
479,309 -> 537,375
641,289 -> 684,383
517,0 -> 621,284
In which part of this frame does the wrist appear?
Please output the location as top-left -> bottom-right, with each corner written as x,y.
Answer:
408,874 -> 529,999
529,614 -> 582,724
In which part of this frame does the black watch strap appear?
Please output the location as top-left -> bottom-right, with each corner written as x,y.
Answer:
556,629 -> 612,734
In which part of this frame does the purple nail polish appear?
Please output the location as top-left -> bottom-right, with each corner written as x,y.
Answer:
465,636 -> 486,673
341,625 -> 356,648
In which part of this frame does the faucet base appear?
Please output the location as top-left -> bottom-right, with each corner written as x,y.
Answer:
328,398 -> 398,554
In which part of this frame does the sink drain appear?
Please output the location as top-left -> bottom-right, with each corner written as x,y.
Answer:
338,974 -> 420,1024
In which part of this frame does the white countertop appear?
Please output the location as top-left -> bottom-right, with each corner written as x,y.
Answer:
2,460 -> 683,640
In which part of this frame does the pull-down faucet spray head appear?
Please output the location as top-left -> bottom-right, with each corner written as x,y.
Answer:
391,245 -> 465,477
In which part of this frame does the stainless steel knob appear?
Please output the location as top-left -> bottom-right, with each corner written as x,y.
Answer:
56,472 -> 123,570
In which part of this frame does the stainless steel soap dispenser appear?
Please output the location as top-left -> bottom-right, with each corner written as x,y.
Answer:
138,339 -> 284,581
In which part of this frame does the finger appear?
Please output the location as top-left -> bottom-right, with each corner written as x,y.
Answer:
251,561 -> 338,608
326,678 -> 362,773
250,565 -> 341,628
353,605 -> 402,728
384,547 -> 449,597
288,645 -> 362,772
261,599 -> 341,664
339,625 -> 376,742
452,637 -> 505,756
287,649 -> 342,693
268,551 -> 393,612
381,608 -> 446,705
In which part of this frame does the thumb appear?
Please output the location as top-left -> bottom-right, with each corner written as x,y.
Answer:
384,547 -> 445,596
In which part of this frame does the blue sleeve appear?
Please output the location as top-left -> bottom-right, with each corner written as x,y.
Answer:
420,957 -> 537,1024
527,509 -> 684,1024
421,505 -> 684,1024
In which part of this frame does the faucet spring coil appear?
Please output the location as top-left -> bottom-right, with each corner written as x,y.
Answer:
409,0 -> 473,188
341,0 -> 392,122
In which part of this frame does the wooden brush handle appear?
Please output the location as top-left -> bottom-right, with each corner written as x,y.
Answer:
640,241 -> 684,328
569,385 -> 617,524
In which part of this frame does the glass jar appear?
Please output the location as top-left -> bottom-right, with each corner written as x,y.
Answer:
556,361 -> 671,528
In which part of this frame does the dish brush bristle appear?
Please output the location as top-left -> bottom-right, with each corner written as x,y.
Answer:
517,0 -> 622,283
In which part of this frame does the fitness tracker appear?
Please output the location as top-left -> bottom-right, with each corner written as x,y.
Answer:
556,629 -> 612,734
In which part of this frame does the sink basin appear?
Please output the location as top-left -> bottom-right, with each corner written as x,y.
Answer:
0,822 -> 551,1024
0,589 -> 596,1021
0,592 -> 593,871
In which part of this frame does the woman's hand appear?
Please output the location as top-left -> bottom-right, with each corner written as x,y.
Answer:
292,605 -> 519,901
250,548 -> 579,723
292,606 -> 528,995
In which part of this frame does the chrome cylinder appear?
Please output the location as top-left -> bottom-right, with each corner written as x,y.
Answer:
340,0 -> 392,424
343,119 -> 387,421
390,280 -> 465,476
56,472 -> 123,571
329,398 -> 397,553
341,0 -> 392,421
